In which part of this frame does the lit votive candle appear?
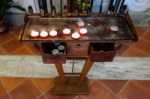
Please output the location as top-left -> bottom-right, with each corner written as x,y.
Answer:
40,31 -> 48,38
72,32 -> 80,39
77,21 -> 85,28
31,31 -> 39,38
49,30 -> 57,37
63,28 -> 71,35
79,28 -> 87,35
110,26 -> 119,33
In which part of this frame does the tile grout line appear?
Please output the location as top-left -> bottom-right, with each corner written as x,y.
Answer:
122,40 -> 149,56
41,79 -> 56,96
0,46 -> 8,55
30,78 -> 49,99
9,45 -> 34,55
0,78 -> 28,94
9,26 -> 22,38
141,27 -> 150,37
140,36 -> 150,44
0,38 -> 14,46
130,37 -> 150,55
97,81 -> 116,95
89,79 -> 95,85
0,78 -> 12,99
36,93 -> 48,99
24,45 -> 38,55
121,30 -> 150,56
131,81 -> 150,94
115,80 -> 129,98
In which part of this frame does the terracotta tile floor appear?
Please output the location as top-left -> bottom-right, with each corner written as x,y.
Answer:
0,26 -> 150,99
0,77 -> 150,99
0,26 -> 150,56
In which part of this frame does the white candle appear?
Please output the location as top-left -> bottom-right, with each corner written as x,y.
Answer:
40,31 -> 48,38
49,30 -> 57,37
110,26 -> 119,32
58,45 -> 65,51
52,49 -> 59,54
63,28 -> 71,35
31,31 -> 39,37
79,28 -> 87,35
72,32 -> 80,39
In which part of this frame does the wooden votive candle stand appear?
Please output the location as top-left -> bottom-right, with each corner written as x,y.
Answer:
20,13 -> 138,95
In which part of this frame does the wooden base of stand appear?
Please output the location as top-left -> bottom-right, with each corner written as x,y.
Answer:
53,76 -> 89,95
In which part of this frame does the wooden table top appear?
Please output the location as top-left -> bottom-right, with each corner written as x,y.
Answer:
20,15 -> 138,42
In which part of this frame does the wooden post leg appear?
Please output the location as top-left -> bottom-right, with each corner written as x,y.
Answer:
55,63 -> 65,85
78,58 -> 94,85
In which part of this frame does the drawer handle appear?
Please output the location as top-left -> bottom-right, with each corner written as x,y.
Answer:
76,44 -> 81,47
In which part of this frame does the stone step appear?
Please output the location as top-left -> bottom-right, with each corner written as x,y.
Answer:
0,55 -> 149,80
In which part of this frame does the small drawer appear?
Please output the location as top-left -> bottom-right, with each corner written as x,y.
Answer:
67,42 -> 90,58
41,42 -> 66,64
90,43 -> 116,62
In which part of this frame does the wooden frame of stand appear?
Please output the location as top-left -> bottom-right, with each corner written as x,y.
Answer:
20,13 -> 138,95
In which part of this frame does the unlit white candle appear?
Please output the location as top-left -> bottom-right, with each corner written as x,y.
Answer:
49,30 -> 57,36
58,45 -> 65,51
40,31 -> 48,38
31,31 -> 39,37
52,49 -> 59,54
63,28 -> 71,35
72,32 -> 80,39
79,28 -> 87,34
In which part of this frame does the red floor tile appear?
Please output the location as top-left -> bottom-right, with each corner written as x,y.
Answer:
10,79 -> 41,99
10,46 -> 34,55
132,38 -> 150,56
1,77 -> 27,92
45,88 -> 61,99
122,47 -> 148,57
1,38 -> 23,53
0,82 -> 7,98
134,26 -> 148,37
79,81 -> 114,99
0,47 -> 7,55
25,43 -> 41,55
0,77 -> 150,99
37,95 -> 47,99
142,28 -> 150,42
0,32 -> 15,45
100,80 -> 128,94
32,78 -> 55,92
116,44 -> 129,56
117,82 -> 150,99
0,94 -> 11,99
9,26 -> 22,38
132,80 -> 150,93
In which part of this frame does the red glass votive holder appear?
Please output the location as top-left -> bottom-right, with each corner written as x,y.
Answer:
79,28 -> 87,35
63,28 -> 71,35
49,30 -> 57,37
72,32 -> 80,40
30,31 -> 39,38
40,31 -> 48,38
